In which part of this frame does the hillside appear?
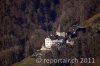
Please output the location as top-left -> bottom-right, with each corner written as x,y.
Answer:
0,0 -> 100,66
82,13 -> 100,27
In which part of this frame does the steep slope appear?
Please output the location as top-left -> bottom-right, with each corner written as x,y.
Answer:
0,0 -> 100,66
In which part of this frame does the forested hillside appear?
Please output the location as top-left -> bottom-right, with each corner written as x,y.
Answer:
0,0 -> 100,66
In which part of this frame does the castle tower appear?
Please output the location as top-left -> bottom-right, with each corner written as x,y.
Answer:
56,23 -> 65,37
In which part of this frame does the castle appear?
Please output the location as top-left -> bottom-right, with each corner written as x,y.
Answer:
44,24 -> 66,49
40,23 -> 75,50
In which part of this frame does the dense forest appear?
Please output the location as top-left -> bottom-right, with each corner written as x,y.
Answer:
0,0 -> 100,66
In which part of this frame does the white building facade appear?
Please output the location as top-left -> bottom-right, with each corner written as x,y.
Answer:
45,37 -> 53,48
56,32 -> 66,37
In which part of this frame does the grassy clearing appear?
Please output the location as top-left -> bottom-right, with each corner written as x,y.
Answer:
11,57 -> 36,66
11,56 -> 47,66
